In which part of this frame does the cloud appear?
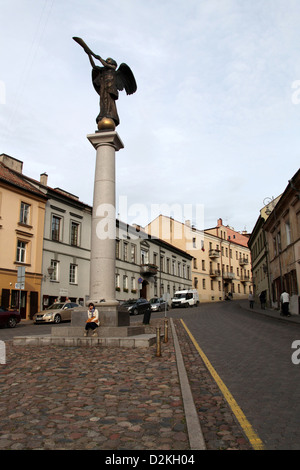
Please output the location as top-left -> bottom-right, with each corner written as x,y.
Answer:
1,0 -> 300,234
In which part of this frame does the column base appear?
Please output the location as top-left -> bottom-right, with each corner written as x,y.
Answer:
71,304 -> 130,328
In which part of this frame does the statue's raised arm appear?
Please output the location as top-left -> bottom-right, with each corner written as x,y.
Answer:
73,37 -> 137,130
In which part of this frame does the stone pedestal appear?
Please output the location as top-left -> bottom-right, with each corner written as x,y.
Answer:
54,307 -> 145,338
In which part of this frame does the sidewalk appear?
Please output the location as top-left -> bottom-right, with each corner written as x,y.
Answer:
0,317 -> 252,451
239,299 -> 300,325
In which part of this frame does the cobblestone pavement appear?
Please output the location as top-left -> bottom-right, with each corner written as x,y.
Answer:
0,318 -> 252,451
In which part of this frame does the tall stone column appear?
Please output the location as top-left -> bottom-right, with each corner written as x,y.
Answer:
87,130 -> 127,326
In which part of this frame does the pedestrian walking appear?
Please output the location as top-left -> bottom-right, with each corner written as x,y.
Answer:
84,302 -> 100,336
248,292 -> 254,309
259,291 -> 266,310
280,290 -> 291,317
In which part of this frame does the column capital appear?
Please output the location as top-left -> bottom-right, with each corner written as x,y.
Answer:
87,131 -> 124,151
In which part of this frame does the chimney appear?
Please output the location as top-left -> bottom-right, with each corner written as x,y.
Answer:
40,172 -> 48,186
217,218 -> 223,226
0,154 -> 23,173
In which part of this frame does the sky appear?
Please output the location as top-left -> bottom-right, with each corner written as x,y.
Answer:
0,0 -> 299,234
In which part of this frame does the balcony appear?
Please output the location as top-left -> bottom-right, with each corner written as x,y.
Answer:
140,263 -> 158,275
239,257 -> 249,266
209,269 -> 221,277
209,249 -> 220,258
223,271 -> 235,280
240,274 -> 250,283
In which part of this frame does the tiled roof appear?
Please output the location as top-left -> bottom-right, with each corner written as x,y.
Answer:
0,162 -> 47,198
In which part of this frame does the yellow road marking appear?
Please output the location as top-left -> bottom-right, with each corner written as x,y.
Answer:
180,319 -> 265,450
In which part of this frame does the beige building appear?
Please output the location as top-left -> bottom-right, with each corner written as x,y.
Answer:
145,216 -> 252,303
0,154 -> 47,318
263,169 -> 300,314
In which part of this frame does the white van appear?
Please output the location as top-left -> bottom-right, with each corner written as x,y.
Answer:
171,289 -> 199,308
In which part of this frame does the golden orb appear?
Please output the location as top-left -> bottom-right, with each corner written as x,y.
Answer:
97,117 -> 116,131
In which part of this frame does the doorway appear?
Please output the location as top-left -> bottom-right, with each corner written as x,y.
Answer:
140,280 -> 148,299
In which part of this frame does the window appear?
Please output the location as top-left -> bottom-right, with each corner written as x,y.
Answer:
131,245 -> 136,263
131,277 -> 136,291
123,275 -> 128,290
166,258 -> 170,274
69,264 -> 77,284
116,239 -> 120,259
51,215 -> 61,241
20,202 -> 30,225
172,259 -> 176,275
70,221 -> 80,246
202,278 -> 206,289
141,248 -> 149,265
124,242 -> 128,261
193,237 -> 196,248
115,273 -> 120,289
16,240 -> 26,263
202,260 -> 205,270
277,231 -> 282,253
285,220 -> 291,246
273,237 -> 277,257
50,260 -> 59,281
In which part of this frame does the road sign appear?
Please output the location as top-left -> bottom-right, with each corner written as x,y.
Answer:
15,282 -> 25,290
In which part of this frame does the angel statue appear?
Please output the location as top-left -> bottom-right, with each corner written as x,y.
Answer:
73,37 -> 137,129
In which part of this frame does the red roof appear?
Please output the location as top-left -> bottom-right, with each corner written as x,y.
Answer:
0,162 -> 47,199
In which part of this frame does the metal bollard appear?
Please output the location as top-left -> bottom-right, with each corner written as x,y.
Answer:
163,318 -> 168,343
156,327 -> 161,357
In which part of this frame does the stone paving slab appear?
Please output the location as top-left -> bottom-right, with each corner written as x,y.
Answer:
0,318 -> 253,451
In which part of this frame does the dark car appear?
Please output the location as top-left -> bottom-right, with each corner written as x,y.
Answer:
120,298 -> 151,316
0,307 -> 21,328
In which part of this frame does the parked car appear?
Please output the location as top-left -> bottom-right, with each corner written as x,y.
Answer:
150,297 -> 169,312
120,298 -> 151,316
0,307 -> 21,328
33,301 -> 79,324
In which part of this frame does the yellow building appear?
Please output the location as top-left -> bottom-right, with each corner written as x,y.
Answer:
0,154 -> 47,319
145,215 -> 252,303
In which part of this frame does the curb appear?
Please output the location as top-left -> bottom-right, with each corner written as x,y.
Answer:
170,318 -> 206,450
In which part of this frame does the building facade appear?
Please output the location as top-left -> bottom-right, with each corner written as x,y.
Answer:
0,154 -> 193,317
263,170 -> 300,314
247,196 -> 281,307
25,174 -> 92,311
145,216 -> 252,303
116,221 -> 192,303
0,154 -> 47,318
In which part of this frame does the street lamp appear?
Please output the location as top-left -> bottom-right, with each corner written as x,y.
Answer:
263,196 -> 275,216
43,265 -> 54,281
